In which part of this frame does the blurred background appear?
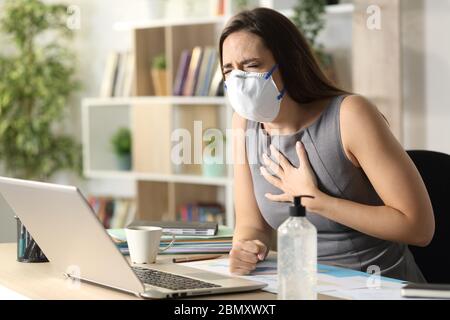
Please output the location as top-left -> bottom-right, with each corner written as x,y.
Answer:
0,0 -> 449,243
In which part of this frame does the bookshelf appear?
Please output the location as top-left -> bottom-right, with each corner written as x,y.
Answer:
82,15 -> 234,226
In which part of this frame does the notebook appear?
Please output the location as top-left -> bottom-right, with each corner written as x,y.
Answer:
129,220 -> 218,236
107,225 -> 233,255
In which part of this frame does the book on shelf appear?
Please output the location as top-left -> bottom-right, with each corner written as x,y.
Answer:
173,49 -> 192,96
174,46 -> 223,97
195,46 -> 218,96
113,52 -> 126,97
88,196 -> 136,229
99,51 -> 135,98
122,52 -> 135,97
178,202 -> 225,225
208,63 -> 224,97
216,0 -> 225,16
99,51 -> 119,97
182,46 -> 203,96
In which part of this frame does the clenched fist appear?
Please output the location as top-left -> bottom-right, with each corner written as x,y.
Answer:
229,239 -> 268,275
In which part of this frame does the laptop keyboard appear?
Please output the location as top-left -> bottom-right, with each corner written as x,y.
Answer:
132,267 -> 221,291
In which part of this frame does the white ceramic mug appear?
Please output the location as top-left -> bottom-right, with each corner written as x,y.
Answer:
125,226 -> 175,264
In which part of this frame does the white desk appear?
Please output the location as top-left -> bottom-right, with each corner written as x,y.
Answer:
0,243 -> 338,300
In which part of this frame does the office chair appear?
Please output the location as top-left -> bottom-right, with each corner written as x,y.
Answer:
407,150 -> 450,283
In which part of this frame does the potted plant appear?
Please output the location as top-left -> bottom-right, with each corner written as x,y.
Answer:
151,53 -> 168,96
0,0 -> 81,181
291,0 -> 337,83
111,128 -> 132,171
202,132 -> 226,177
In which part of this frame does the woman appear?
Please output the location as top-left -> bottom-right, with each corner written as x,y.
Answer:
220,8 -> 434,282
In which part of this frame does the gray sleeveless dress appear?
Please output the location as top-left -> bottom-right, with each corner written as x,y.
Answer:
245,95 -> 425,283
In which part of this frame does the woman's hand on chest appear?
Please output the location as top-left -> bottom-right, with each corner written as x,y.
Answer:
260,142 -> 324,210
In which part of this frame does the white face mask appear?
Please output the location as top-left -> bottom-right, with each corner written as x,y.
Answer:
224,64 -> 286,122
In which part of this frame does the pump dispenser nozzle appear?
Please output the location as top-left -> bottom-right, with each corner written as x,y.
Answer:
289,195 -> 315,217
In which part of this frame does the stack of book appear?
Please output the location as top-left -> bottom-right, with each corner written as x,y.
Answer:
178,202 -> 225,225
108,225 -> 233,255
99,51 -> 135,98
88,196 -> 136,229
130,220 -> 219,236
173,46 -> 224,97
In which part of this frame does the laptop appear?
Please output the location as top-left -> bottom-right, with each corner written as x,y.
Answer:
0,176 -> 266,299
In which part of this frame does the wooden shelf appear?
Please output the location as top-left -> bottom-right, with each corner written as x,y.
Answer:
114,16 -> 228,31
84,170 -> 232,187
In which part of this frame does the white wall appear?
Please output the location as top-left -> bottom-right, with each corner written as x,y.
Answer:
403,0 -> 450,155
422,0 -> 450,154
319,8 -> 353,91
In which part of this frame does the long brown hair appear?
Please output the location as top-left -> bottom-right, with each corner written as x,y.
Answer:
219,7 -> 347,104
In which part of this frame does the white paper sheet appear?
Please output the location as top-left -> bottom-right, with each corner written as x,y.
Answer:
183,257 -> 278,293
0,284 -> 30,300
181,257 -> 413,299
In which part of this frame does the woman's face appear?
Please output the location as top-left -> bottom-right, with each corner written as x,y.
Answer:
222,31 -> 284,91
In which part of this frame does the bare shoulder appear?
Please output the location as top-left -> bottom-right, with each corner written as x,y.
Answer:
339,95 -> 392,166
340,95 -> 383,123
340,94 -> 390,137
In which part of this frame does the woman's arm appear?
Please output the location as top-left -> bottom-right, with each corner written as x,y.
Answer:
317,95 -> 435,246
261,95 -> 435,247
232,112 -> 272,247
229,112 -> 272,274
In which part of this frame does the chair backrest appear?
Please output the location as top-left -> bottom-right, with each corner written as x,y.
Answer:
407,150 -> 450,283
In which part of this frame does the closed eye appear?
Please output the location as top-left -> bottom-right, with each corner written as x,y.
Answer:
245,64 -> 259,70
222,64 -> 261,77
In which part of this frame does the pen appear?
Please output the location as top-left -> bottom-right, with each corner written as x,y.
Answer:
24,238 -> 35,260
173,254 -> 222,263
18,223 -> 25,259
24,226 -> 28,249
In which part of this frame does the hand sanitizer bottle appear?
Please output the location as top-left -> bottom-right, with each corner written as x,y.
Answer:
277,195 -> 317,300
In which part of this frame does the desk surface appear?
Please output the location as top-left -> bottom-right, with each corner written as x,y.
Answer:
0,243 -> 337,300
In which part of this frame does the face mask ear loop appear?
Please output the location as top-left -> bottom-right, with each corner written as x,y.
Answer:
277,88 -> 286,101
265,64 -> 285,100
264,64 -> 279,80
